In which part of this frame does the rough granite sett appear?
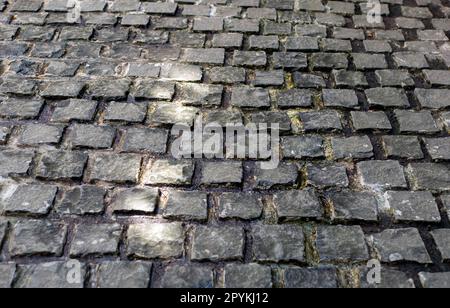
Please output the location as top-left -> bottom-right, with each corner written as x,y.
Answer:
252,225 -> 305,262
284,267 -> 338,288
217,192 -> 263,220
419,272 -> 450,288
127,223 -> 184,260
144,160 -> 195,186
163,191 -> 208,221
55,186 -> 106,215
382,136 -> 424,160
329,191 -> 379,222
316,225 -> 369,262
358,160 -> 407,189
274,189 -> 322,220
370,228 -> 431,263
331,136 -> 374,159
384,191 -> 441,223
224,264 -> 272,288
92,261 -> 152,289
161,265 -> 213,288
9,220 -> 67,257
70,223 -> 122,257
191,226 -> 245,261
111,187 -> 159,215
0,184 -> 57,216
15,262 -> 85,288
88,153 -> 141,183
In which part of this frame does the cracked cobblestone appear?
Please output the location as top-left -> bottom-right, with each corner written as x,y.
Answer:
0,0 -> 449,289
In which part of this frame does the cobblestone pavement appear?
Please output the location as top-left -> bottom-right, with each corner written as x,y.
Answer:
0,0 -> 450,289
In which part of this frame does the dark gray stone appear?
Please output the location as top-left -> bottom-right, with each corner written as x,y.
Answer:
191,226 -> 245,261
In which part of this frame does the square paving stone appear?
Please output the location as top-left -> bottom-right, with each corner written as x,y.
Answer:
274,189 -> 323,220
322,89 -> 359,109
201,162 -> 243,185
431,229 -> 450,261
181,48 -> 225,65
127,223 -> 184,259
50,99 -> 98,122
217,192 -> 263,220
212,33 -> 243,48
369,228 -> 431,263
1,184 -> 57,216
224,264 -> 272,288
0,98 -> 44,119
163,191 -> 208,221
17,123 -> 64,145
253,162 -> 299,189
424,138 -> 450,161
407,163 -> 450,191
351,111 -> 392,131
36,151 -> 88,180
331,136 -> 374,159
365,88 -> 410,108
353,54 -> 388,70
55,186 -> 106,215
393,52 -> 429,69
104,102 -> 147,123
143,160 -> 195,186
111,187 -> 158,215
282,135 -> 325,159
160,265 -> 214,288
384,191 -> 441,223
132,80 -> 175,100
360,267 -> 415,288
40,81 -> 85,98
424,70 -> 450,86
233,51 -> 267,67
276,89 -> 313,108
148,103 -> 198,126
382,136 -> 424,159
87,153 -> 142,183
191,226 -> 245,261
67,124 -> 115,149
248,35 -> 279,50
252,225 -> 305,262
329,191 -> 379,222
316,225 -> 369,262
375,70 -> 415,87
91,261 -> 152,288
332,70 -> 368,87
209,67 -> 246,84
70,223 -> 122,257
415,89 -> 450,109
300,111 -> 343,132
0,149 -> 35,177
419,272 -> 450,288
394,110 -> 440,134
15,261 -> 86,288
231,87 -> 271,108
0,263 -> 15,289
160,64 -> 202,82
9,220 -> 67,257
306,163 -> 349,189
121,128 -> 168,154
88,79 -> 131,100
311,53 -> 348,70
358,160 -> 407,189
176,83 -> 223,107
284,267 -> 338,288
273,52 -> 308,69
